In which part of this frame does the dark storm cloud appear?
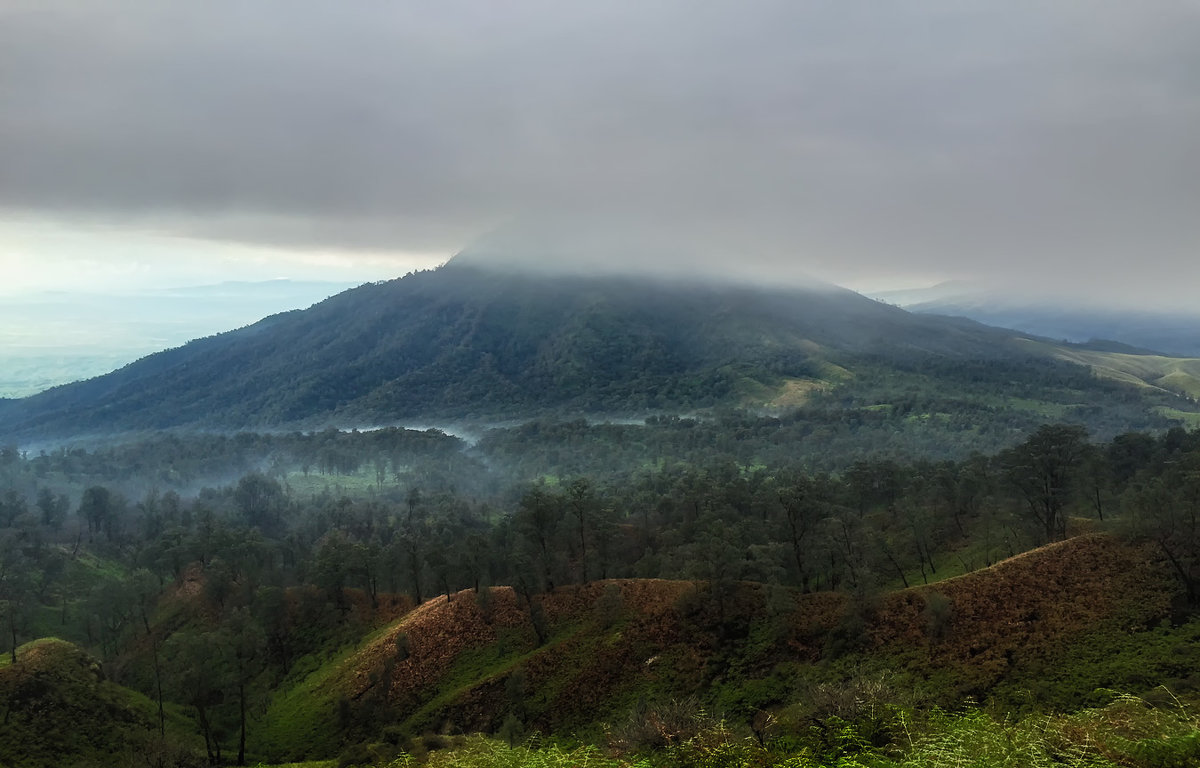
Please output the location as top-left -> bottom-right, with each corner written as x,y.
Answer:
1,1 -> 1199,301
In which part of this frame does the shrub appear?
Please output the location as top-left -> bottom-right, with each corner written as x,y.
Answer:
1052,691 -> 1200,768
606,697 -> 721,755
498,714 -> 524,748
423,737 -> 624,768
797,669 -> 906,753
337,742 -> 376,768
594,583 -> 624,629
661,724 -> 774,768
920,591 -> 953,643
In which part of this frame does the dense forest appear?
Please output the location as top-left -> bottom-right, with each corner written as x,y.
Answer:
4,417 -> 1200,767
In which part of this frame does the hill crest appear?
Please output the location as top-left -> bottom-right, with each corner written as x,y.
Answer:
253,533 -> 1175,759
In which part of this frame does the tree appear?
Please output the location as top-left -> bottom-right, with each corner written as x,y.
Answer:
1107,431 -> 1158,485
313,531 -> 355,610
934,454 -> 990,538
455,530 -> 491,593
774,472 -> 825,591
398,520 -> 427,604
516,484 -> 562,592
683,519 -> 747,632
0,533 -> 33,664
1000,424 -> 1088,543
166,630 -> 234,765
234,472 -> 286,535
566,477 -> 597,583
1079,444 -> 1112,521
845,460 -> 902,518
1124,452 -> 1200,605
255,585 -> 291,668
79,485 -> 122,542
0,490 -> 28,529
821,506 -> 872,591
224,608 -> 266,766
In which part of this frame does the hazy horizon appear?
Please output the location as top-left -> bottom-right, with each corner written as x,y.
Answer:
0,278 -> 358,398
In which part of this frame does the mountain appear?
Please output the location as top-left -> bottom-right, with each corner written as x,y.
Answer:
875,281 -> 1200,358
1,258 -> 1197,441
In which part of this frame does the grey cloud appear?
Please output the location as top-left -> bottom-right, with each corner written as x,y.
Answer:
1,1 -> 1199,305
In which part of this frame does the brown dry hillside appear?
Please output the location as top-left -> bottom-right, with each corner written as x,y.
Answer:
256,533 -> 1178,759
343,579 -> 736,733
868,534 -> 1177,696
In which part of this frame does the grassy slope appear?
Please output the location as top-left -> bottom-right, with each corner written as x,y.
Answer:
0,638 -> 199,768
1027,339 -> 1200,400
252,534 -> 1179,762
863,535 -> 1177,704
253,582 -> 698,759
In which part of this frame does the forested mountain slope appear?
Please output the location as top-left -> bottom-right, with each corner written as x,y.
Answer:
1,258 -> 1196,440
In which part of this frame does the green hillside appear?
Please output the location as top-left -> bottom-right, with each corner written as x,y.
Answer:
0,638 -> 199,768
6,419 -> 1200,766
1024,339 -> 1200,400
8,541 -> 1200,768
9,261 -> 1195,441
241,535 -> 1178,762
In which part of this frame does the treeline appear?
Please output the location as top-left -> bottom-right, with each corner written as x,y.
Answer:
4,423 -> 1200,656
16,427 -> 475,492
10,385 -> 1183,507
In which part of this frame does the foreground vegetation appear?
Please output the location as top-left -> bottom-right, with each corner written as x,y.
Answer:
3,419 -> 1200,766
339,693 -> 1200,768
220,693 -> 1200,768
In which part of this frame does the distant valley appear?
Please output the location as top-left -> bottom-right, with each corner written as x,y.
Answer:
0,279 -> 357,397
875,281 -> 1200,358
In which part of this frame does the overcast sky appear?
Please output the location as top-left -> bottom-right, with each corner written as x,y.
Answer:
2,1 -> 1199,305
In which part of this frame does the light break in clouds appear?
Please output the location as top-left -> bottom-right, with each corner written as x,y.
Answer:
1,1 -> 1199,305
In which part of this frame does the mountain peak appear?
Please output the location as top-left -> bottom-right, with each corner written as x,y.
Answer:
447,218 -> 831,290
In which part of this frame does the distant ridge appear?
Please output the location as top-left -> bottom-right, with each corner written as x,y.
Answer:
876,282 -> 1200,358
